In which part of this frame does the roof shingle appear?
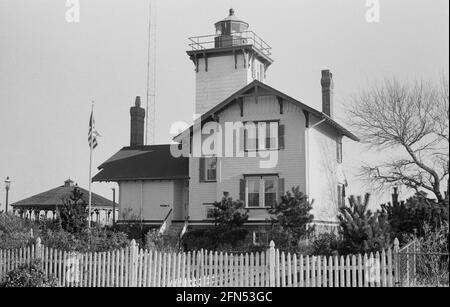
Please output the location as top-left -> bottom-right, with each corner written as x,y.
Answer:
93,144 -> 189,182
11,181 -> 113,210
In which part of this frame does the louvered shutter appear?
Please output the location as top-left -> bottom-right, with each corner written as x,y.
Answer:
278,125 -> 285,150
278,178 -> 285,203
239,179 -> 246,203
199,158 -> 205,182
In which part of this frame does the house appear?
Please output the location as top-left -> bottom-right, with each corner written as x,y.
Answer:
93,9 -> 359,234
11,179 -> 116,225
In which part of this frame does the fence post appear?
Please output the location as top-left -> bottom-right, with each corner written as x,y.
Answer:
35,237 -> 42,260
269,241 -> 276,287
393,238 -> 400,287
129,240 -> 138,287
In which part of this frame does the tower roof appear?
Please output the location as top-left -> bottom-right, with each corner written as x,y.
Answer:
214,8 -> 249,27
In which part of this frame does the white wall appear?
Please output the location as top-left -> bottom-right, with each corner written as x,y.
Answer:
118,181 -> 175,222
307,115 -> 341,223
188,95 -> 307,222
195,53 -> 266,115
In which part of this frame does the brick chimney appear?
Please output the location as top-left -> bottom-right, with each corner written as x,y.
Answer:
321,70 -> 334,118
130,96 -> 145,147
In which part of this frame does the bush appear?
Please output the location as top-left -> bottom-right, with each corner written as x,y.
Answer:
182,196 -> 249,251
39,227 -> 129,253
382,194 -> 449,244
182,227 -> 250,252
145,228 -> 180,252
269,187 -> 315,251
311,233 -> 341,256
414,223 -> 449,286
1,212 -> 130,253
339,194 -> 391,255
110,223 -> 155,247
182,228 -> 217,251
0,260 -> 58,287
211,196 -> 249,229
0,213 -> 37,249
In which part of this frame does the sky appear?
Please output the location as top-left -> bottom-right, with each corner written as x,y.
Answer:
0,0 -> 449,211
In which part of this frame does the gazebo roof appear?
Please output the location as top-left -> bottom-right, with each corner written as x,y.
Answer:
11,179 -> 113,211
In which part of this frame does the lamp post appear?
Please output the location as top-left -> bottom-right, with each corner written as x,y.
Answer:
5,177 -> 11,213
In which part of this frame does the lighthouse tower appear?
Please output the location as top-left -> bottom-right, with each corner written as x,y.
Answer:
187,9 -> 274,114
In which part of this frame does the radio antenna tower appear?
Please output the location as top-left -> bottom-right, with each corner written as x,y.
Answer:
145,0 -> 157,145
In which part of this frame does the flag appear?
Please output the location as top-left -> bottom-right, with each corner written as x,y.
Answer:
88,111 -> 100,149
159,220 -> 167,235
180,220 -> 188,239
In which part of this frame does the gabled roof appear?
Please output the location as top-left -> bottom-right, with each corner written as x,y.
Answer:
93,145 -> 189,182
175,80 -> 359,142
11,180 -> 113,210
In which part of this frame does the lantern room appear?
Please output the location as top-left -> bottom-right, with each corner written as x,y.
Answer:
187,8 -> 274,114
214,8 -> 249,48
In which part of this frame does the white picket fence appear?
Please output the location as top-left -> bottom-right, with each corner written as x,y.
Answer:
0,239 -> 397,287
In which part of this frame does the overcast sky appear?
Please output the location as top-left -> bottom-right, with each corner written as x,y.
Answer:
0,0 -> 448,210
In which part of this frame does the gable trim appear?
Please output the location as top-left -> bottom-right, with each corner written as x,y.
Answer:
174,80 -> 359,142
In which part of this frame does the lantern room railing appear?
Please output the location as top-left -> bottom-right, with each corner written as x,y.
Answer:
188,31 -> 272,57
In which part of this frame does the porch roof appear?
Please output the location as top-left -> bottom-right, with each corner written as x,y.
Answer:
93,144 -> 189,182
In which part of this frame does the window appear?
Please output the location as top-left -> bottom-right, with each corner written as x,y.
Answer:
244,121 -> 279,151
253,231 -> 268,246
247,177 -> 260,208
245,124 -> 258,151
245,175 -> 279,208
337,138 -> 343,164
264,178 -> 277,207
206,158 -> 217,181
200,157 -> 217,182
206,207 -> 215,220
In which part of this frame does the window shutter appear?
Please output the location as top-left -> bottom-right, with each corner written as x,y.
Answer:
199,158 -> 205,182
239,179 -> 246,202
337,138 -> 343,164
337,185 -> 343,208
278,178 -> 285,203
278,125 -> 285,150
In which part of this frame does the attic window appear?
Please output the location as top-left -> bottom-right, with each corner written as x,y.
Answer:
244,121 -> 280,151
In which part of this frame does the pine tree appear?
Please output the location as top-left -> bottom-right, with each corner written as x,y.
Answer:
381,193 -> 449,243
269,187 -> 315,250
339,194 -> 390,254
59,187 -> 89,234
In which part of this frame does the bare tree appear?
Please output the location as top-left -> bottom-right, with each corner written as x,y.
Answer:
348,76 -> 449,203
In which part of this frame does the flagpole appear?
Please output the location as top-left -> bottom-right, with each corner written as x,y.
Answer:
88,101 -> 94,228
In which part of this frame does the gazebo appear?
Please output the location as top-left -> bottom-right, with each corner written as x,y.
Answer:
11,179 -> 116,224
